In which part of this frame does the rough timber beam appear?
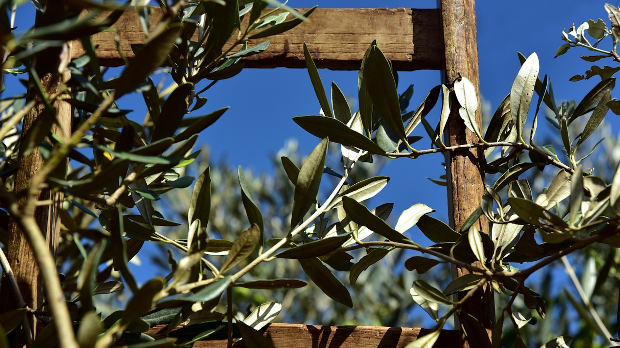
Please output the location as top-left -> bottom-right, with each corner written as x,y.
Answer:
72,7 -> 443,71
146,323 -> 459,347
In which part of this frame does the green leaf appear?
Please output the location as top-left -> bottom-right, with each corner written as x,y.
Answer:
577,89 -> 611,146
226,40 -> 270,59
461,206 -> 483,233
349,247 -> 390,284
331,82 -> 352,124
409,286 -> 438,321
243,302 -> 281,331
281,156 -> 300,184
404,330 -> 441,348
508,197 -> 569,229
535,170 -> 571,209
454,76 -> 483,140
151,83 -> 194,142
188,167 -> 211,253
238,166 -> 264,245
299,257 -> 353,307
412,280 -> 453,305
157,276 -> 231,308
302,42 -> 332,118
107,207 -> 139,293
555,43 -> 570,58
328,176 -> 390,209
358,42 -> 374,136
234,279 -> 307,289
277,233 -> 350,259
570,78 -> 615,123
492,163 -> 538,192
116,24 -> 181,99
174,107 -> 229,143
444,274 -> 485,295
248,6 -> 316,39
530,74 -> 548,144
249,0 -> 269,25
220,224 -> 261,273
569,166 -> 583,226
438,84 -> 452,146
236,320 -> 276,348
122,277 -> 165,326
77,240 -> 106,312
362,43 -> 408,144
416,215 -> 460,243
0,308 -> 26,334
587,18 -> 607,39
404,85 -> 442,138
290,138 -> 328,227
540,336 -> 572,348
394,204 -> 434,233
126,340 -> 175,348
511,52 -> 539,142
404,256 -> 442,274
611,162 -> 620,208
92,144 -> 179,165
468,225 -> 486,265
293,116 -> 385,154
342,196 -> 413,244
77,311 -> 101,348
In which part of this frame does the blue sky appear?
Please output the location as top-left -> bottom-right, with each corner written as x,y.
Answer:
194,1 -> 620,225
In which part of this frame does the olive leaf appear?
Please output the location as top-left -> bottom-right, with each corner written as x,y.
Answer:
342,196 -> 414,244
454,76 -> 483,140
299,257 -> 353,307
238,166 -> 264,244
349,247 -> 390,284
511,52 -> 539,142
188,167 -> 211,253
290,138 -> 328,227
220,224 -> 261,273
303,42 -> 332,118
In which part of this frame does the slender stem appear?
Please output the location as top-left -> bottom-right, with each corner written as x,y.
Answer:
0,100 -> 35,141
0,247 -> 33,347
17,216 -> 78,348
387,141 -> 573,174
339,241 -> 489,275
561,256 -> 613,343
230,173 -> 350,283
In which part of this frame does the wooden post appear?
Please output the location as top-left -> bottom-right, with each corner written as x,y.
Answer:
440,0 -> 494,346
0,1 -> 71,336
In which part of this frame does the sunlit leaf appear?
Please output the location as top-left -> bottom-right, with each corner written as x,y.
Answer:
413,280 -> 453,305
234,279 -> 307,289
77,311 -> 101,348
444,274 -> 485,295
511,52 -> 539,142
328,176 -> 390,209
468,225 -> 486,265
508,197 -> 569,229
454,76 -> 483,140
569,166 -> 583,226
157,276 -> 231,308
540,336 -> 572,348
243,302 -> 281,331
394,204 -> 434,233
404,330 -> 441,348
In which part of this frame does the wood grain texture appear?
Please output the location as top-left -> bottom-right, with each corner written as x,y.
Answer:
0,6 -> 70,340
71,7 -> 443,71
146,323 -> 459,347
441,0 -> 494,347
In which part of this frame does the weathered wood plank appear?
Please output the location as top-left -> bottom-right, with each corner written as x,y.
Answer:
441,0 -> 494,347
146,323 -> 459,347
71,7 -> 443,70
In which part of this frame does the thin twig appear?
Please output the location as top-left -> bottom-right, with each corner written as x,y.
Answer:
17,216 -> 79,348
387,141 -> 574,173
0,247 -> 33,347
561,256 -> 613,343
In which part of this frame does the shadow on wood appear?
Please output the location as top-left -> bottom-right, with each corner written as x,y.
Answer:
146,323 -> 459,347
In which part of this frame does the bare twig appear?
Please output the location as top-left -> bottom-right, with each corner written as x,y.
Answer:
561,256 -> 614,343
